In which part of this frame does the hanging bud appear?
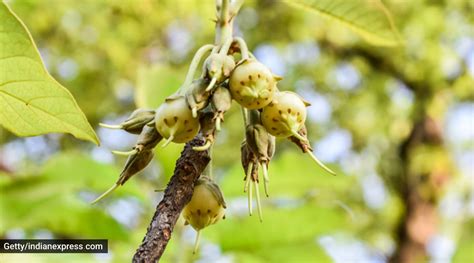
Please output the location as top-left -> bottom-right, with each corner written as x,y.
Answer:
241,139 -> 265,222
261,91 -> 309,140
182,176 -> 226,253
288,125 -> 336,176
100,109 -> 156,134
241,140 -> 257,191
262,135 -> 275,193
116,150 -> 155,186
92,126 -> 163,204
229,59 -> 279,109
204,53 -> 236,91
245,124 -> 275,199
185,78 -> 212,118
246,123 -> 271,162
240,110 -> 275,220
246,110 -> 275,197
211,85 -> 232,131
155,95 -> 200,147
241,141 -> 254,208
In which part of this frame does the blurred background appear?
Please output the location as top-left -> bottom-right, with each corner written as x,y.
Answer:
0,0 -> 473,262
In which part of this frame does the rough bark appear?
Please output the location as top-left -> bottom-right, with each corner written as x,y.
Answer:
132,135 -> 210,263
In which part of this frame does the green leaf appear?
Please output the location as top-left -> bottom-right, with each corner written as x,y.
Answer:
283,0 -> 402,46
0,3 -> 99,145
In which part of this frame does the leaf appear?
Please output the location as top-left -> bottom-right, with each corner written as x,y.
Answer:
0,3 -> 99,145
283,0 -> 402,46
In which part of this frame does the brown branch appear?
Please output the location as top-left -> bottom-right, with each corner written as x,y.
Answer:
132,135 -> 210,262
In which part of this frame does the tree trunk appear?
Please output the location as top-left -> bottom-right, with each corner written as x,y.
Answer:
389,116 -> 448,263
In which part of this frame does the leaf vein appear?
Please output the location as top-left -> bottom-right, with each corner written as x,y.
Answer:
0,79 -> 47,88
0,54 -> 42,66
0,89 -> 83,131
0,92 -> 36,130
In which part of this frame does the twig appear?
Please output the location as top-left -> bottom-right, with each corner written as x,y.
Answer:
132,135 -> 210,262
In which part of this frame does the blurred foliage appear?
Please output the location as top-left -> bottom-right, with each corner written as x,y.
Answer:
0,153 -> 147,238
0,0 -> 473,262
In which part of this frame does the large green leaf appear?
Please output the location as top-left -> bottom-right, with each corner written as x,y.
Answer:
283,0 -> 402,46
0,3 -> 99,144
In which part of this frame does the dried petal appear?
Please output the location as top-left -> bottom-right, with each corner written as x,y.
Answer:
185,78 -> 211,117
211,85 -> 232,130
100,109 -> 155,134
121,109 -> 156,134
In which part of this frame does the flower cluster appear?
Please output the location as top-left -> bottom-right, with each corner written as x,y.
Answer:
93,1 -> 335,253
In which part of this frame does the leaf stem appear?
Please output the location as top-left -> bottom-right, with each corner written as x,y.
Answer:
201,143 -> 214,179
248,109 -> 261,125
241,107 -> 249,126
179,44 -> 214,95
217,0 -> 230,45
230,0 -> 244,16
233,37 -> 249,59
193,230 -> 201,254
209,145 -> 214,179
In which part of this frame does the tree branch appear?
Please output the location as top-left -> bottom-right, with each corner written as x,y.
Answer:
132,135 -> 210,262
